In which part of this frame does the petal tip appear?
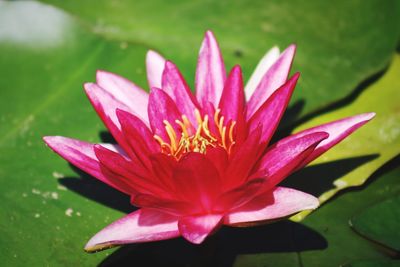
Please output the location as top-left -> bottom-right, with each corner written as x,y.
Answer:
43,136 -> 56,148
83,82 -> 96,92
286,44 -> 297,54
292,71 -> 301,80
95,69 -> 107,77
42,135 -> 63,147
146,49 -> 160,58
163,60 -> 174,70
315,131 -> 330,141
205,30 -> 216,38
84,240 -> 116,253
42,135 -> 51,143
271,45 -> 280,52
364,112 -> 376,120
307,196 -> 320,210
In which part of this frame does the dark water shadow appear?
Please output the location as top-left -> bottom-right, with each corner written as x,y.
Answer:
281,154 -> 379,196
99,131 -> 116,144
59,165 -> 134,214
98,220 -> 327,267
278,99 -> 305,129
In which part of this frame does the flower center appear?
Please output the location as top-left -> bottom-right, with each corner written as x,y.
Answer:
154,109 -> 236,160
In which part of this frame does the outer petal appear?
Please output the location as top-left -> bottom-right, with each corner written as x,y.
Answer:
224,187 -> 319,226
178,214 -> 223,244
85,209 -> 180,252
43,136 -> 134,195
218,65 -> 245,123
195,30 -> 226,108
244,46 -> 280,100
148,88 -> 182,141
254,132 -> 329,190
146,50 -> 166,89
246,44 -> 296,119
162,61 -> 199,124
247,73 -> 300,144
95,70 -> 149,122
84,82 -> 132,152
281,112 -> 376,169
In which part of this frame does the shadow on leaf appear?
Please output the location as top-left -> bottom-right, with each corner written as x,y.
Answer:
281,154 -> 379,196
98,220 -> 327,267
59,165 -> 134,214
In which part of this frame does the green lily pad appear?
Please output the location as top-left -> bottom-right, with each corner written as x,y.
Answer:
350,196 -> 400,253
1,1 -> 400,266
39,0 -> 400,118
0,1 -> 148,265
215,162 -> 400,267
297,164 -> 400,267
290,54 -> 400,221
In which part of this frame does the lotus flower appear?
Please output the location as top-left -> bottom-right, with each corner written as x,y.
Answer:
44,31 -> 374,251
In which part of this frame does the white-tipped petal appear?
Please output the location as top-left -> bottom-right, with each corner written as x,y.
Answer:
245,46 -> 280,100
146,50 -> 166,89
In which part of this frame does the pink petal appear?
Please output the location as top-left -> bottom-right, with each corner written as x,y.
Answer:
178,214 -> 223,244
149,153 -> 179,194
116,109 -> 160,169
224,126 -> 263,190
94,144 -> 145,177
85,209 -> 180,252
146,50 -> 166,89
254,132 -> 329,190
96,70 -> 149,122
218,65 -> 245,123
161,61 -> 199,124
245,46 -> 280,100
282,112 -> 376,169
247,73 -> 300,144
205,146 -> 229,178
43,136 -> 134,195
84,82 -> 132,152
246,44 -> 296,119
94,146 -> 172,199
201,101 -> 219,136
132,194 -> 193,216
195,30 -> 226,108
148,88 -> 182,141
225,187 -> 319,226
215,178 -> 264,212
173,153 -> 222,212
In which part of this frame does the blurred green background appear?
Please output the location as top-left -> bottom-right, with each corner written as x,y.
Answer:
0,0 -> 399,266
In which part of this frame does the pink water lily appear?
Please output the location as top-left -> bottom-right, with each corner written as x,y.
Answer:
44,31 -> 374,252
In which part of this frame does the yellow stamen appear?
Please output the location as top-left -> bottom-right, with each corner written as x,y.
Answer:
163,120 -> 177,151
221,126 -> 227,148
175,120 -> 188,137
154,109 -> 237,160
214,109 -> 221,128
229,121 -> 236,143
195,109 -> 203,125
